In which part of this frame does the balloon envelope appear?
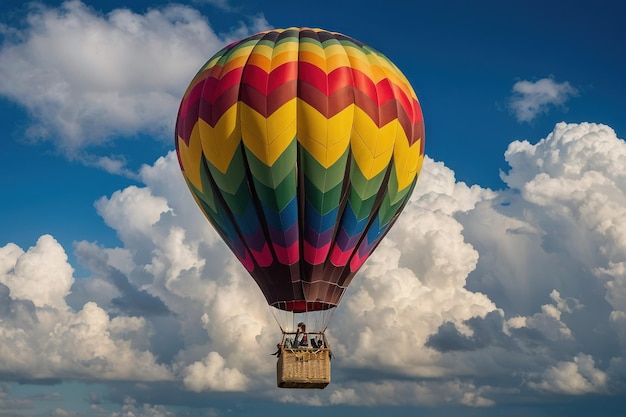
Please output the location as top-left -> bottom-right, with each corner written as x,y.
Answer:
176,28 -> 424,317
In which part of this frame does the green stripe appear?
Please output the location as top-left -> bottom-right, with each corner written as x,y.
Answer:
275,30 -> 299,46
304,176 -> 343,214
256,38 -> 279,48
377,193 -> 406,227
300,147 -> 347,192
349,163 -> 386,201
245,140 -> 296,188
188,155 -> 220,213
375,163 -> 417,226
186,167 -> 232,234
387,163 -> 418,206
253,167 -> 297,211
348,189 -> 378,221
207,147 -> 246,195
221,179 -> 255,215
298,36 -> 322,47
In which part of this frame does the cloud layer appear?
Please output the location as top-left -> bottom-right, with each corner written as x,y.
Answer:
3,120 -> 626,410
1,1 -> 626,415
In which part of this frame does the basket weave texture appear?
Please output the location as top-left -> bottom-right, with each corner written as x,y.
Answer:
277,347 -> 331,389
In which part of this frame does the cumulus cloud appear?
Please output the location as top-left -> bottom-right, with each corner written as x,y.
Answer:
21,151 -> 499,403
2,27 -> 626,403
507,290 -> 581,342
5,120 -> 626,409
509,77 -> 578,122
398,121 -> 626,404
1,2 -> 624,412
460,121 -> 626,389
0,236 -> 172,382
326,161 -> 498,377
0,0 -> 269,171
529,353 -> 608,395
0,235 -> 73,309
183,351 -> 249,391
501,123 -> 626,323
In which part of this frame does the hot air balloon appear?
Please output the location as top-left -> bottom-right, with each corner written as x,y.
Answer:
175,28 -> 424,388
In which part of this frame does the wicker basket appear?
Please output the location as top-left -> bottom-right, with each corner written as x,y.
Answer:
276,347 -> 331,389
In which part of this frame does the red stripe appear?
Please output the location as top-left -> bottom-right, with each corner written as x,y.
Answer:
201,66 -> 244,103
303,241 -> 331,265
298,62 -> 354,95
241,62 -> 297,96
273,241 -> 300,265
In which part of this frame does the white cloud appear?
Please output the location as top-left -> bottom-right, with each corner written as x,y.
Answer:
183,351 -> 249,391
66,153 -> 502,400
0,236 -> 172,382
506,290 -> 580,341
529,353 -> 608,394
0,1 -> 269,167
502,122 -> 626,324
321,379 -> 496,407
95,185 -> 171,242
0,235 -> 73,309
0,2 -> 623,409
4,120 -> 626,408
509,77 -> 578,122
326,160 -> 498,376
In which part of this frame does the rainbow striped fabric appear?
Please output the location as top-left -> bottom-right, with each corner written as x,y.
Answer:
176,28 -> 424,312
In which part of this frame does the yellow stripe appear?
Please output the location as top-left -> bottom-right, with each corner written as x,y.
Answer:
203,55 -> 222,71
367,56 -> 416,97
227,43 -> 256,62
199,105 -> 241,174
245,52 -> 271,72
202,42 -> 255,73
177,127 -> 204,191
240,99 -> 297,166
298,52 -> 351,75
351,107 -> 399,179
297,101 -> 354,168
385,62 -> 418,99
343,44 -> 372,71
393,137 -> 423,191
240,43 -> 299,74
324,42 -> 416,101
270,47 -> 299,71
221,54 -> 249,75
269,51 -> 297,71
298,50 -> 328,71
378,64 -> 416,97
299,41 -> 324,55
321,44 -> 351,72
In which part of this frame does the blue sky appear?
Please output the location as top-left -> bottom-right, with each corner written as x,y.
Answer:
1,0 -> 626,416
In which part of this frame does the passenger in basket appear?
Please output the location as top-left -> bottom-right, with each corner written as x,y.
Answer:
296,322 -> 308,347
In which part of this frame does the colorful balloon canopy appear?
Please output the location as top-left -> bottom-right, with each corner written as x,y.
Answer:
175,27 -> 424,314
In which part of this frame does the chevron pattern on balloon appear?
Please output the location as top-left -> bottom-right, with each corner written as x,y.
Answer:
175,27 -> 424,312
